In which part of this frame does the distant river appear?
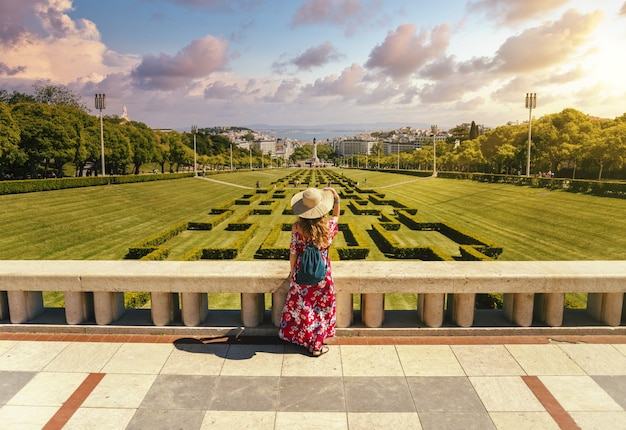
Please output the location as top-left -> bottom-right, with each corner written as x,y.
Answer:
258,129 -> 370,141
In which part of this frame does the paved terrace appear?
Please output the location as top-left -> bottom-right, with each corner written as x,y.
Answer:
0,332 -> 625,429
1,260 -> 626,429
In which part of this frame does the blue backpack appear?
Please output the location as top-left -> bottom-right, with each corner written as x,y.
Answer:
296,242 -> 327,285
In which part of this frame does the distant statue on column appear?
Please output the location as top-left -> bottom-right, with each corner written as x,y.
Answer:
121,105 -> 130,122
313,137 -> 319,164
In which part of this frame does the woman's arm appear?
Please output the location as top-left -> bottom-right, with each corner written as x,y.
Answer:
325,187 -> 340,220
289,223 -> 298,276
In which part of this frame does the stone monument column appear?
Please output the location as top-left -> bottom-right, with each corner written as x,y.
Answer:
313,137 -> 319,164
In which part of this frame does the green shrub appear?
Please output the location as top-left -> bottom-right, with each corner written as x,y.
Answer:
125,221 -> 188,259
125,292 -> 151,308
435,172 -> 626,199
190,223 -> 259,260
252,200 -> 279,214
255,224 -> 290,259
140,247 -> 171,261
348,200 -> 380,215
459,245 -> 492,261
0,173 -> 193,196
335,223 -> 369,259
395,210 -> 502,259
188,210 -> 232,230
370,223 -> 451,260
126,246 -> 159,259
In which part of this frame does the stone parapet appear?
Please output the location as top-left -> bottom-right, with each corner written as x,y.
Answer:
0,260 -> 624,329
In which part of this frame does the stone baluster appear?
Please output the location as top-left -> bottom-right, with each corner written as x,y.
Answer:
449,293 -> 476,327
361,293 -> 384,327
503,293 -> 534,327
93,292 -> 125,325
241,293 -> 264,327
533,293 -> 564,327
64,292 -> 94,324
587,292 -> 624,326
335,292 -> 353,328
7,291 -> 43,324
418,293 -> 445,327
151,292 -> 180,326
181,292 -> 208,326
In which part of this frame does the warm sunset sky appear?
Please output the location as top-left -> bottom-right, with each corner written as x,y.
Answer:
1,0 -> 625,130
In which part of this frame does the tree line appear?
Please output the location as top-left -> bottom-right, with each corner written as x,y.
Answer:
0,86 -> 269,179
1,85 -> 624,180
358,110 -> 626,180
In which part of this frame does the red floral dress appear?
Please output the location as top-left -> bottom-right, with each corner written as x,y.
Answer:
278,218 -> 338,351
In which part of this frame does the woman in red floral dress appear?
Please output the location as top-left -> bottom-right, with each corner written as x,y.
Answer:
279,187 -> 341,356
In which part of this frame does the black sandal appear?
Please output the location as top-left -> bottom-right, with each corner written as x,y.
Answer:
310,345 -> 329,357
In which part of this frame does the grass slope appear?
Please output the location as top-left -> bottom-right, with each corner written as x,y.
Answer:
2,169 -> 624,310
1,169 -> 625,261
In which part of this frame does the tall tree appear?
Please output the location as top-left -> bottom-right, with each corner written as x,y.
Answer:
11,102 -> 74,177
0,102 -> 25,177
33,84 -> 89,112
103,122 -> 132,175
469,121 -> 479,140
126,121 -> 156,174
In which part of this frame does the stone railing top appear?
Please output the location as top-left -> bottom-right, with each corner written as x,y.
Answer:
1,260 -> 625,294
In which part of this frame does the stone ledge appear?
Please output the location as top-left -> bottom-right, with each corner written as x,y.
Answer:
1,260 -> 625,294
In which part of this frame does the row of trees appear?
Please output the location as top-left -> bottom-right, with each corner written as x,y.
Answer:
347,109 -> 626,180
1,85 -> 624,180
0,86 -> 273,179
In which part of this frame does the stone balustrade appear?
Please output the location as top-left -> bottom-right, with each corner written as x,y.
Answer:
1,260 -> 625,331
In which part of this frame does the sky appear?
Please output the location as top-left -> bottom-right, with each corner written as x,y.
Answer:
1,0 -> 625,131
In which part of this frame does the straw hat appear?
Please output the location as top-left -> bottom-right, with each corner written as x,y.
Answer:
290,187 -> 334,219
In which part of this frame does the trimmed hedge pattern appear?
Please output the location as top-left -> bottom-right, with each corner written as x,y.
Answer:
120,169 -> 503,262
370,222 -> 451,260
395,210 -> 502,260
187,222 -> 259,260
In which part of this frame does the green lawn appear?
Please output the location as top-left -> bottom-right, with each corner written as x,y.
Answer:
2,168 -> 625,310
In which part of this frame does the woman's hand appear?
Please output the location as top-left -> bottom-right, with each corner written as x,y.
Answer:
324,187 -> 339,199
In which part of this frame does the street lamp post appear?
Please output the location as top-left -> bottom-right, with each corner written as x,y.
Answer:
431,124 -> 438,177
525,93 -> 537,176
191,125 -> 198,176
94,94 -> 106,176
397,142 -> 400,170
249,143 -> 252,170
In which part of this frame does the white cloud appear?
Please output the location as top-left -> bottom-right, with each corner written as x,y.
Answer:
365,23 -> 450,80
131,35 -> 229,90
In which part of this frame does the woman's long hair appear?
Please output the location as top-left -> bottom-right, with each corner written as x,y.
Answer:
297,215 -> 330,248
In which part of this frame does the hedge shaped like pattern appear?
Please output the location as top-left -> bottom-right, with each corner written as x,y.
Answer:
370,222 -> 452,260
125,221 -> 189,259
395,210 -> 502,260
183,222 -> 259,260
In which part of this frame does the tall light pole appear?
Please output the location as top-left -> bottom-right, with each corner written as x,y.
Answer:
94,94 -> 106,176
230,143 -> 233,170
397,142 -> 400,170
249,143 -> 252,170
525,93 -> 537,176
431,124 -> 438,177
191,125 -> 197,176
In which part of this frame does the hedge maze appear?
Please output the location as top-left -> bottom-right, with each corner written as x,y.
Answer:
125,169 -> 502,262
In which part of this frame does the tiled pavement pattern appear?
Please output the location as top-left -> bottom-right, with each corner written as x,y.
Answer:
0,333 -> 625,429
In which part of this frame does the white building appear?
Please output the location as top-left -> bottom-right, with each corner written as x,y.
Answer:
334,139 -> 376,156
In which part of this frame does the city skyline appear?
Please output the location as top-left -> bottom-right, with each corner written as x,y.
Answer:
1,0 -> 625,131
